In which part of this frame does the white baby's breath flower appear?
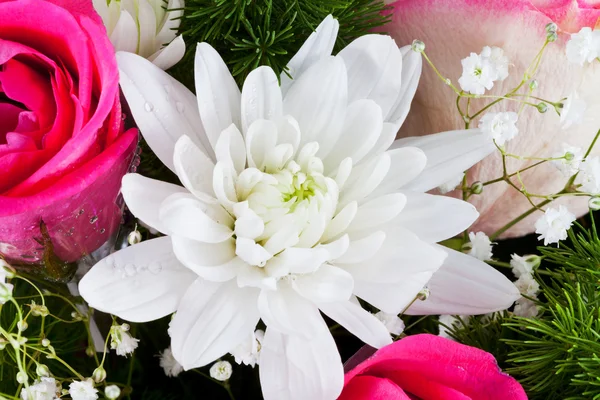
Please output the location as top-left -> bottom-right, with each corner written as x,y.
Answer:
510,254 -> 540,279
110,324 -> 139,357
467,232 -> 493,261
79,15 -> 521,400
438,172 -> 464,194
479,111 -> 519,146
159,347 -> 184,377
560,93 -> 587,130
68,380 -> 98,400
230,330 -> 264,367
578,156 -> 600,194
552,143 -> 584,177
374,311 -> 405,336
513,298 -> 539,318
535,205 -> 576,245
438,315 -> 469,340
92,0 -> 185,70
481,46 -> 509,81
566,27 -> 600,65
105,385 -> 121,400
209,361 -> 232,382
514,274 -> 540,297
20,377 -> 58,400
458,52 -> 497,94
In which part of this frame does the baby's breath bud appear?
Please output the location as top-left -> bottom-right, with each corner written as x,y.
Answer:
545,22 -> 558,33
0,337 -> 7,350
411,39 -> 425,53
528,79 -> 539,90
36,364 -> 50,377
564,151 -> 575,161
16,371 -> 28,384
470,181 -> 484,195
417,288 -> 430,301
536,102 -> 548,113
120,323 -> 130,332
85,346 -> 95,357
17,320 -> 28,332
105,385 -> 121,399
589,197 -> 600,211
547,31 -> 558,42
127,230 -> 142,246
0,259 -> 16,278
523,254 -> 542,270
71,311 -> 83,321
92,366 -> 107,383
41,338 -> 50,347
31,304 -> 49,317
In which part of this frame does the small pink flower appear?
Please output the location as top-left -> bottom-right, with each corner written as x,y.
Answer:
0,0 -> 138,266
340,334 -> 527,399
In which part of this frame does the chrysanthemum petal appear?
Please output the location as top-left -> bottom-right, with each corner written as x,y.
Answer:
172,236 -> 241,282
406,247 -> 520,315
169,279 -> 260,368
393,129 -> 494,193
293,265 -> 354,303
173,135 -> 215,202
347,194 -> 406,233
259,325 -> 344,400
393,192 -> 479,243
333,231 -> 386,265
122,173 -> 187,234
319,300 -> 392,349
371,147 -> 427,196
241,66 -> 283,134
79,237 -> 196,322
215,124 -> 247,174
339,153 -> 391,208
384,45 -> 422,126
194,43 -> 242,151
148,35 -> 186,70
321,201 -> 358,243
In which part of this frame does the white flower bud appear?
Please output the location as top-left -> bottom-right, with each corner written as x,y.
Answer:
127,230 -> 142,246
470,181 -> 484,195
41,338 -> 50,347
417,288 -> 430,301
411,39 -> 425,53
86,347 -> 95,357
528,79 -> 539,90
105,385 -> 121,399
31,304 -> 49,317
209,360 -> 232,381
16,371 -> 28,384
0,337 -> 7,350
92,366 -> 107,383
36,364 -> 50,377
547,31 -> 558,42
545,22 -> 558,33
589,196 -> 600,211
17,320 -> 28,332
537,102 -> 548,113
0,259 -> 16,278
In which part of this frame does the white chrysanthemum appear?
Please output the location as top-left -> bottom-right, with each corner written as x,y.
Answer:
209,361 -> 232,381
552,143 -> 584,177
458,53 -> 497,95
20,377 -> 58,400
374,311 -> 405,336
438,172 -> 464,194
510,254 -> 540,279
479,111 -> 518,146
68,380 -> 98,400
535,205 -> 576,245
230,330 -> 264,367
578,156 -> 600,195
80,16 -> 520,400
110,324 -> 139,356
438,314 -> 469,340
513,298 -> 539,318
0,259 -> 13,305
481,46 -> 509,81
467,232 -> 493,261
92,0 -> 185,70
560,93 -> 587,130
514,274 -> 539,297
566,27 -> 600,65
159,347 -> 184,377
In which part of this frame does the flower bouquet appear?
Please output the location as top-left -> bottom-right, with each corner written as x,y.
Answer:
1,1 -> 600,399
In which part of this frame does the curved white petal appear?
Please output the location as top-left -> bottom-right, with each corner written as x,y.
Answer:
169,279 -> 260,369
338,153 -> 391,209
215,124 -> 247,174
155,0 -> 184,45
195,43 -> 242,151
259,325 -> 343,400
173,135 -> 215,202
149,35 -> 186,70
137,0 -> 158,57
323,100 -> 383,172
406,246 -> 521,315
280,14 -> 339,95
370,147 -> 427,197
333,231 -> 386,264
118,51 -> 213,170
272,247 -> 330,275
393,129 -> 495,193
293,265 -> 354,303
364,122 -> 399,160
246,119 -> 278,170
212,162 -> 239,213
318,300 -> 392,348
385,45 -> 422,125
347,193 -> 406,233
172,236 -> 241,282
321,201 -> 357,243
338,35 -> 403,119
79,237 -> 196,323
159,193 -> 233,243
258,283 -> 323,338
110,11 -> 138,54
241,66 -> 283,134
393,191 -> 479,243
122,173 -> 187,234
283,56 -> 347,158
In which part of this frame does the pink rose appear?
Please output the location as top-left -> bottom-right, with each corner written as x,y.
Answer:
340,334 -> 527,399
385,0 -> 600,237
0,0 -> 138,268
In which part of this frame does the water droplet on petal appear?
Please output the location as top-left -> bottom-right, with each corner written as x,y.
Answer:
89,216 -> 98,224
100,228 -> 106,234
176,102 -> 185,113
148,262 -> 162,274
125,264 -> 136,277
144,103 -> 154,112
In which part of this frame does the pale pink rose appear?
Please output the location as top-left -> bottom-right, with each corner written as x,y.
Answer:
0,0 -> 138,268
385,0 -> 600,237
